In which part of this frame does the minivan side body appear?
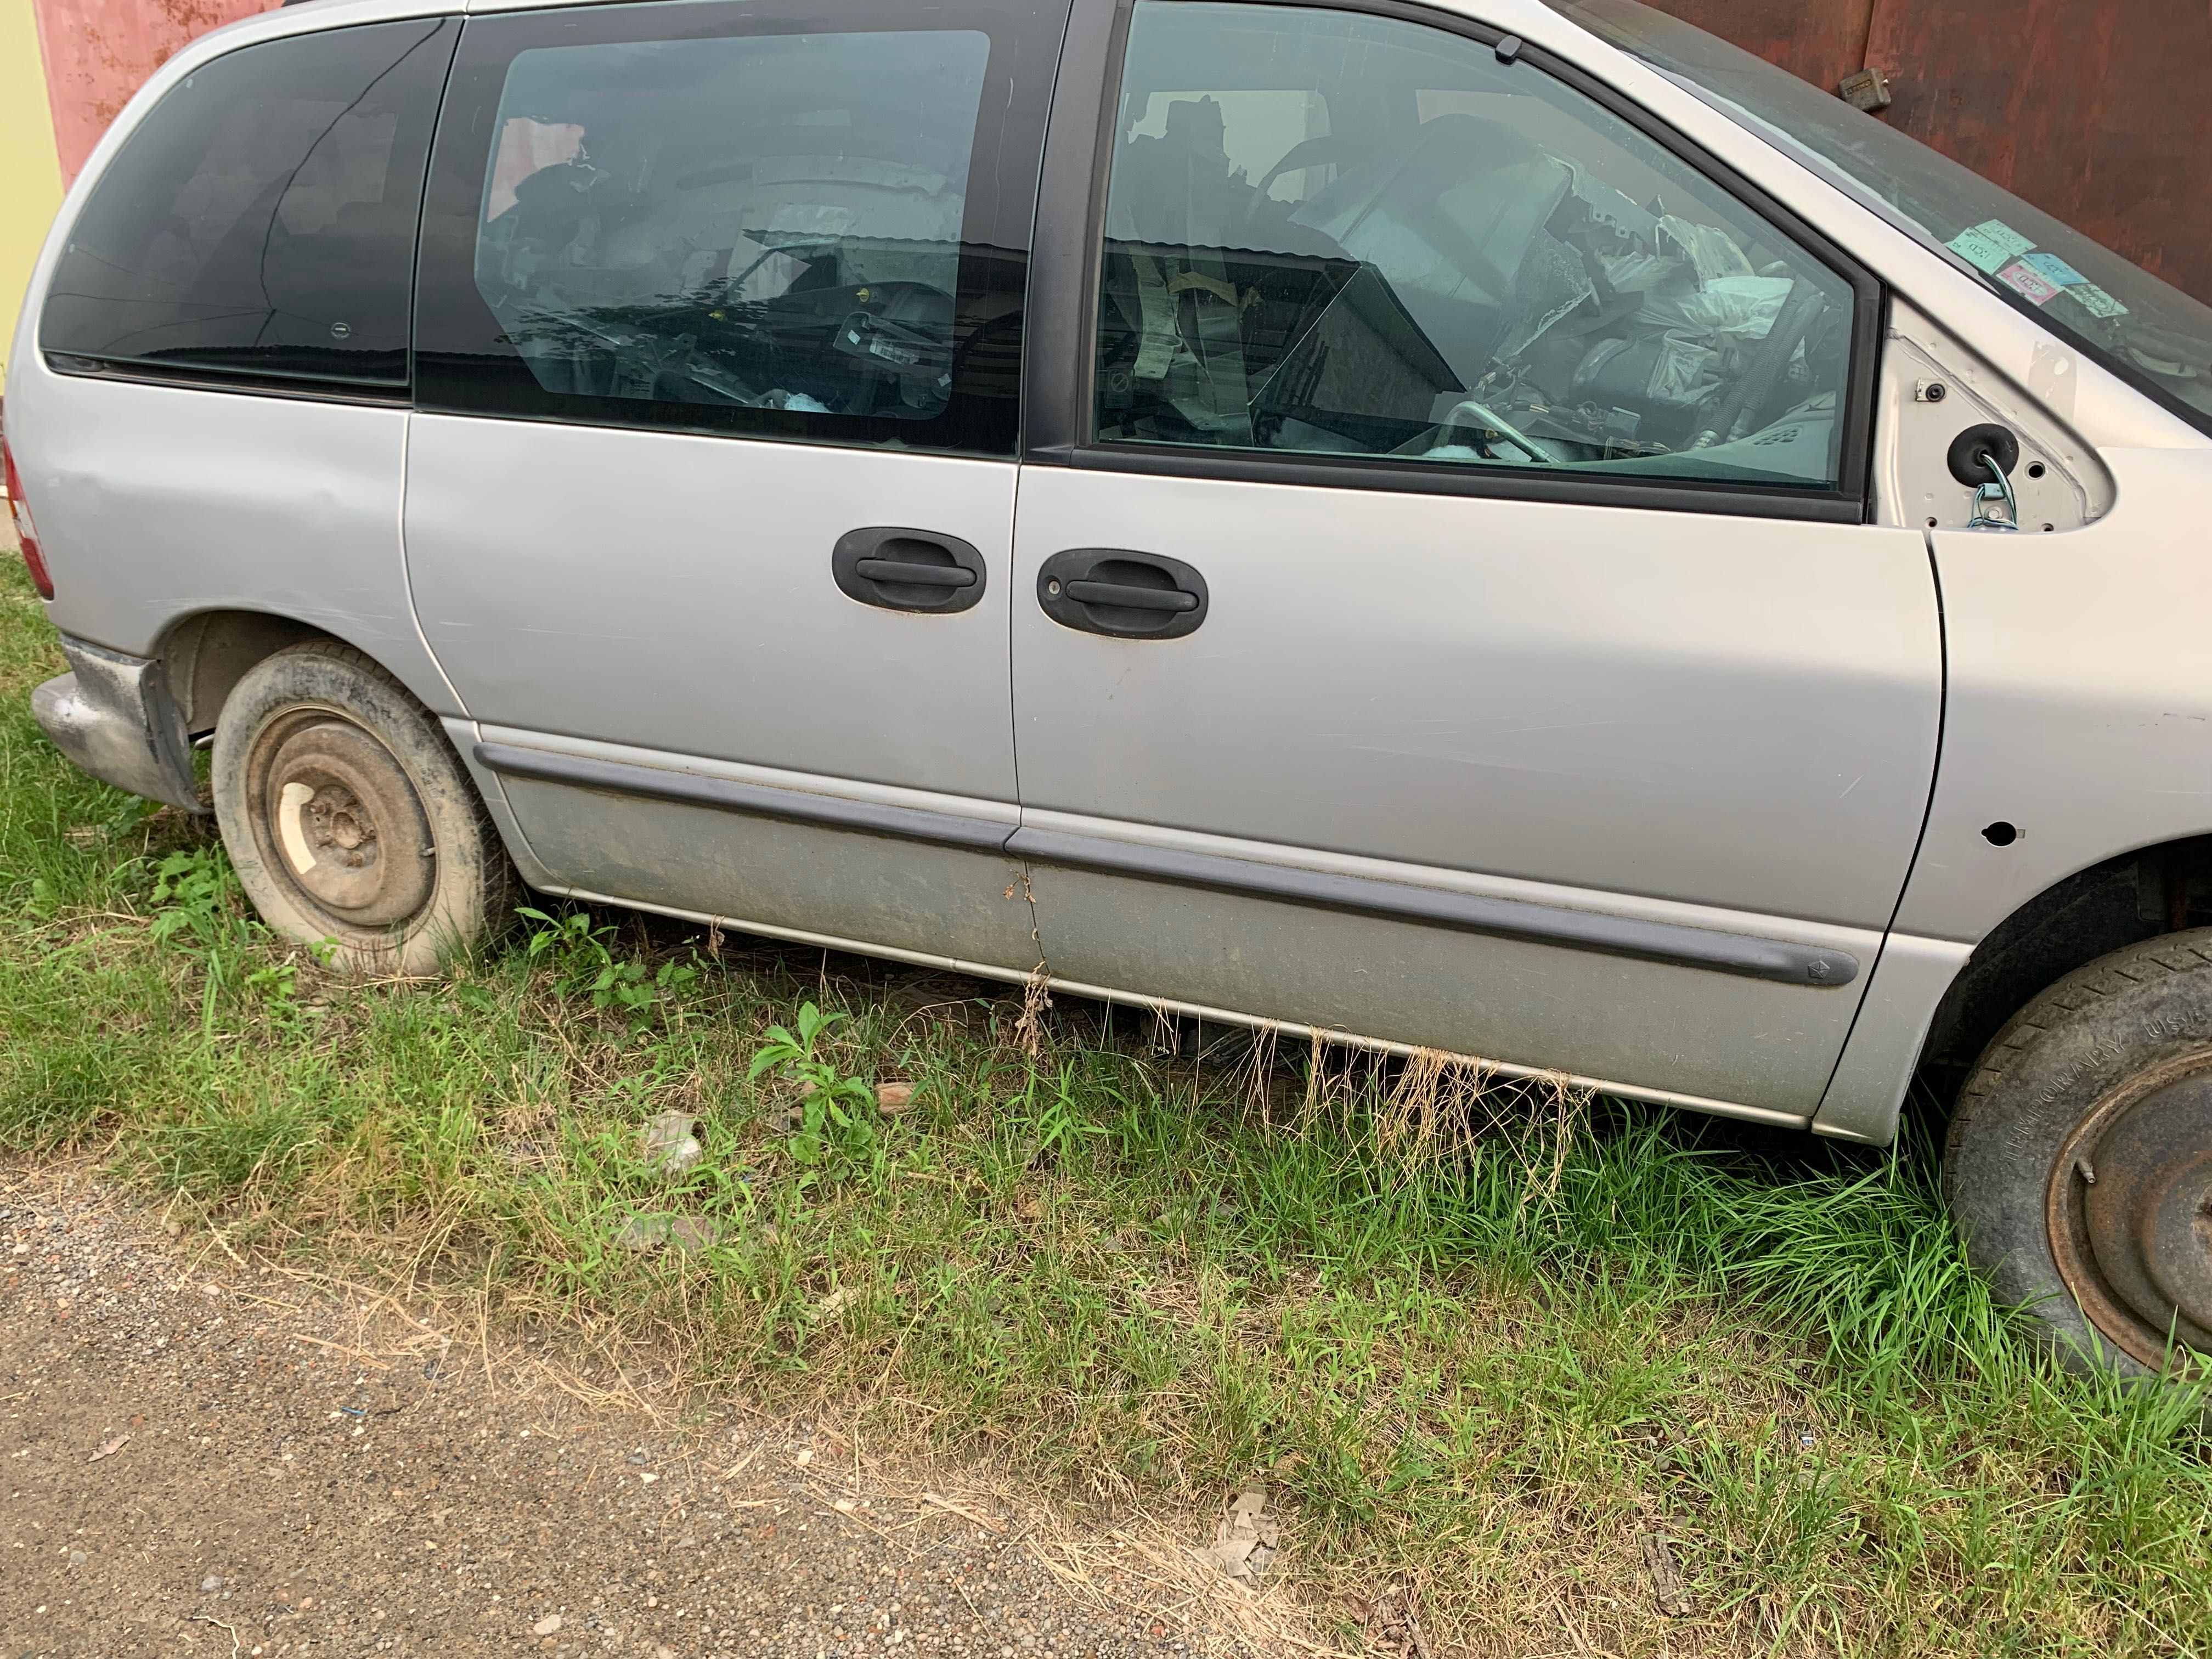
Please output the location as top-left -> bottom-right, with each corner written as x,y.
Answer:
12,0 -> 2212,1165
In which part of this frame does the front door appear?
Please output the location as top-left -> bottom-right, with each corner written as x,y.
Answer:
1009,0 -> 1940,1117
405,0 -> 1066,970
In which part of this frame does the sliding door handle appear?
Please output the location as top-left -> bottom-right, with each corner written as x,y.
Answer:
1037,549 -> 1209,639
833,527 -> 988,613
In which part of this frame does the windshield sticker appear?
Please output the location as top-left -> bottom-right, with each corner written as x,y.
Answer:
2022,251 -> 2087,286
2068,283 -> 2131,319
1996,261 -> 2062,306
1948,219 -> 2036,274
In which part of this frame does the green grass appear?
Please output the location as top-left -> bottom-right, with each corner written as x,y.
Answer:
1,555 -> 2207,1656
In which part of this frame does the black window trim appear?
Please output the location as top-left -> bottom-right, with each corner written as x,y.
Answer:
42,352 -> 415,407
41,15 -> 462,409
1023,0 -> 1885,526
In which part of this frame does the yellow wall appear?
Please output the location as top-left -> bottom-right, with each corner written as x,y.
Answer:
1,0 -> 66,386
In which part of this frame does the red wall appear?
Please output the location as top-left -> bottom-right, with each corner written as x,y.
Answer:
33,0 -> 275,181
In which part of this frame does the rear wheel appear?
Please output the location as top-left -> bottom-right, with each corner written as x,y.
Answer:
1945,932 -> 2212,1378
210,642 -> 513,975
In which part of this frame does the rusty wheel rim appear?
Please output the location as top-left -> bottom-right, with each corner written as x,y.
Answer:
2046,1051 -> 2212,1371
246,708 -> 436,934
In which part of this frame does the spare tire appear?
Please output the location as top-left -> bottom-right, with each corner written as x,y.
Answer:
210,641 -> 514,975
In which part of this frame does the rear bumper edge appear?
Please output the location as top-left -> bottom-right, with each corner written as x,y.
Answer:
31,636 -> 206,813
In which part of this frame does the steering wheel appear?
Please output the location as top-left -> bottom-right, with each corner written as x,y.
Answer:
1697,282 -> 1827,448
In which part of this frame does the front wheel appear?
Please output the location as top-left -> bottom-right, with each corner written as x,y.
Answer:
1945,931 -> 2212,1378
210,642 -> 514,975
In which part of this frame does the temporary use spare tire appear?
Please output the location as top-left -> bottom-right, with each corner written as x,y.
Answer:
210,642 -> 513,975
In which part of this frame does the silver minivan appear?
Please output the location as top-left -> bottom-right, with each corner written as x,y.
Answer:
10,0 -> 2210,1375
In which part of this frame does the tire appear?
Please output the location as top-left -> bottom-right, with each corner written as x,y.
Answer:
210,642 -> 515,976
1945,930 -> 2212,1380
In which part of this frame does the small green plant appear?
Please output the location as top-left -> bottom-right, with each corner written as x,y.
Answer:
748,1001 -> 880,1174
146,849 -> 267,1045
519,905 -> 697,1031
244,957 -> 321,1035
453,980 -> 499,1015
1019,1062 -> 1110,1166
518,905 -> 614,990
245,957 -> 296,1000
148,846 -> 249,955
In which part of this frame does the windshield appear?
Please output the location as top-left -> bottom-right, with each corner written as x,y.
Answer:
1551,0 -> 2212,433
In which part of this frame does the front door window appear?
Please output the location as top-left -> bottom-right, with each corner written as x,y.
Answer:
1093,1 -> 1859,490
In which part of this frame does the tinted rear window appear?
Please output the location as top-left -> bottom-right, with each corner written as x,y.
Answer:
41,19 -> 456,391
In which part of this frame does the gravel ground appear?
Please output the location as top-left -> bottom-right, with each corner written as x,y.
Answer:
1,1167 -> 1304,1659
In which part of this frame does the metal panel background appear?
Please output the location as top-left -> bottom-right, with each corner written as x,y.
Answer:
1651,0 -> 2212,304
1644,0 -> 1877,93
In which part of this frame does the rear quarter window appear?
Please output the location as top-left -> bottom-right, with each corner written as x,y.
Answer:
40,19 -> 457,392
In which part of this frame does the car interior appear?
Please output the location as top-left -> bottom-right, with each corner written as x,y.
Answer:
471,29 -> 990,420
1093,13 -> 1857,485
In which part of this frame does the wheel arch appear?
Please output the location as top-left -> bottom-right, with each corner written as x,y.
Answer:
1915,831 -> 2212,1104
157,609 -> 455,737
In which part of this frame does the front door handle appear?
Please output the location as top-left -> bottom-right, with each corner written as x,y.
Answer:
833,527 -> 988,614
1037,548 -> 1209,639
1062,579 -> 1195,612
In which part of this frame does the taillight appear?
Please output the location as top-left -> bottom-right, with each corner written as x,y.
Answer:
1,435 -> 52,600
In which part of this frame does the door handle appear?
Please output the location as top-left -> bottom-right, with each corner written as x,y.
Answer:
1037,549 -> 1209,640
855,558 -> 977,589
1062,579 -> 1194,612
833,527 -> 988,614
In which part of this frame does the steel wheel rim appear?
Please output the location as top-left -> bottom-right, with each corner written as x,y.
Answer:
245,707 -> 436,934
2047,1051 -> 2212,1371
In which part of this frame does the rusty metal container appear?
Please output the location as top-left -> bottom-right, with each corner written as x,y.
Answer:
1649,0 -> 2212,303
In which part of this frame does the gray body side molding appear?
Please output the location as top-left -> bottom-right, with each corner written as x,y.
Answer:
472,742 -> 1012,851
1007,828 -> 1859,988
475,740 -> 1857,988
31,636 -> 204,813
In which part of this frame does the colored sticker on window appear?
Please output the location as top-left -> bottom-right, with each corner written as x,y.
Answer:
2069,283 -> 2130,319
1995,260 -> 2061,306
2021,250 -> 2086,287
1947,218 -> 2034,274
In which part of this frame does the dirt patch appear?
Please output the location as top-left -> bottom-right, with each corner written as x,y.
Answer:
1,1164 -> 1330,1659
